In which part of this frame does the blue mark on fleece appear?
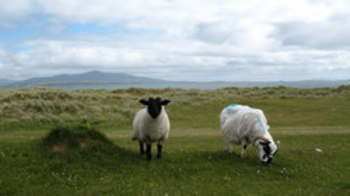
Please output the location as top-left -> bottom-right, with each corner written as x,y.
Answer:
226,104 -> 239,108
258,118 -> 264,127
257,117 -> 266,132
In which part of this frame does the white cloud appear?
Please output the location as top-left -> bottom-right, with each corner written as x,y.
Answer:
1,0 -> 350,81
275,15 -> 350,49
0,0 -> 37,27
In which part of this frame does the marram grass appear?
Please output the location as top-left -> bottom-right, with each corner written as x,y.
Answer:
1,86 -> 350,131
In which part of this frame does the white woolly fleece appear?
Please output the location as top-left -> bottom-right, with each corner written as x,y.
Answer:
220,104 -> 273,145
132,106 -> 170,143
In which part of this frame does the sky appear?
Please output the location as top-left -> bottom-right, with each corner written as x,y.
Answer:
1,0 -> 350,81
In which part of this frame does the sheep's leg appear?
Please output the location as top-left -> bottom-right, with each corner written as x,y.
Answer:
240,142 -> 248,158
146,143 -> 152,160
157,143 -> 162,159
139,141 -> 145,155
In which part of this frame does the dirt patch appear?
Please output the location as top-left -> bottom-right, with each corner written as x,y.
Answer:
79,139 -> 90,148
52,143 -> 67,152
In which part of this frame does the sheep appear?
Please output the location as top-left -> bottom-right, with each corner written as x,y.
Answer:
220,104 -> 278,165
132,97 -> 171,160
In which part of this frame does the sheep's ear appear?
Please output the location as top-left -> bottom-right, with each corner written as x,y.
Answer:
139,99 -> 149,105
161,99 -> 171,106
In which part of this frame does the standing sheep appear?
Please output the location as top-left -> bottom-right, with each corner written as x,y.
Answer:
220,104 -> 278,165
132,97 -> 171,160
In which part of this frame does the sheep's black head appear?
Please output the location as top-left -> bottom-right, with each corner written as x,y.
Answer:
256,138 -> 278,165
139,97 -> 171,119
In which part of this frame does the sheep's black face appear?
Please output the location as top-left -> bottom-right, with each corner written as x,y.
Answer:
147,98 -> 161,118
257,140 -> 278,165
139,97 -> 171,119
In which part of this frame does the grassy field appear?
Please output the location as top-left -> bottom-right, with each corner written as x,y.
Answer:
1,86 -> 350,131
0,87 -> 350,195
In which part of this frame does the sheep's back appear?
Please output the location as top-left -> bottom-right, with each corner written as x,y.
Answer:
220,105 -> 267,144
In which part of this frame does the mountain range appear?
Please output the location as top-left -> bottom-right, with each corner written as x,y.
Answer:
0,71 -> 349,89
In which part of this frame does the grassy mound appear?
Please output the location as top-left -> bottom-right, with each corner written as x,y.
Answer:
38,125 -> 137,163
41,125 -> 113,153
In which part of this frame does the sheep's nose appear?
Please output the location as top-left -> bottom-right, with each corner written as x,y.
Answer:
261,158 -> 272,165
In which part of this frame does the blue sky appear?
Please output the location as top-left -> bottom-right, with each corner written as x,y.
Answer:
1,0 -> 350,81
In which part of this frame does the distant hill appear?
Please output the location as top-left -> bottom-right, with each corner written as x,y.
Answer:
0,79 -> 14,84
20,71 -> 164,84
1,71 -> 350,89
4,71 -> 166,88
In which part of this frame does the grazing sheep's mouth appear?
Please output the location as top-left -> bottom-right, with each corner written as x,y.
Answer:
261,158 -> 272,165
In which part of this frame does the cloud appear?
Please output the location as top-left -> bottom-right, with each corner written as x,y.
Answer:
1,38 -> 348,81
1,0 -> 350,81
0,0 -> 37,27
275,14 -> 350,50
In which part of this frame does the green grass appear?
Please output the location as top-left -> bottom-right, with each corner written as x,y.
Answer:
0,130 -> 349,195
1,87 -> 350,195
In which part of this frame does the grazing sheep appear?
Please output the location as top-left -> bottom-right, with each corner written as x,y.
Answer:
132,97 -> 171,160
220,104 -> 278,165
